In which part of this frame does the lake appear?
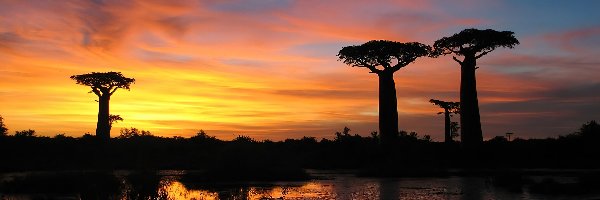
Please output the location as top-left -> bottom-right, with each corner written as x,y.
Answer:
1,170 -> 599,199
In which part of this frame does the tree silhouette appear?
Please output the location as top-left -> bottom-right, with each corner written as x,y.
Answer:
429,99 -> 460,144
505,132 -> 514,141
0,115 -> 8,137
70,72 -> 135,141
578,120 -> 600,140
109,114 -> 123,128
14,129 -> 35,137
432,29 -> 519,148
450,121 -> 460,139
338,40 -> 431,146
118,127 -> 152,139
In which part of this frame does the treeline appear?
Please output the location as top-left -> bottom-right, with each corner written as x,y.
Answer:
0,118 -> 599,172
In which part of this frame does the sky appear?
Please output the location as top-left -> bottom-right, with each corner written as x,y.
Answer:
0,0 -> 598,141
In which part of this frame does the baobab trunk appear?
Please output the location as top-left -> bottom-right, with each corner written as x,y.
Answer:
444,109 -> 451,143
378,70 -> 399,146
96,95 -> 111,141
460,55 -> 483,148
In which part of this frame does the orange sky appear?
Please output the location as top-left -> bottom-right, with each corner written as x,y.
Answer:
1,0 -> 599,140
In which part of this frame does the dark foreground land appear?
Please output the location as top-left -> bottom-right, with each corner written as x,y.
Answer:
1,121 -> 599,174
1,121 -> 599,199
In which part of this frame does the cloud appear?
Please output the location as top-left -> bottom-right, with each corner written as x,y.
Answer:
0,32 -> 25,49
544,26 -> 600,53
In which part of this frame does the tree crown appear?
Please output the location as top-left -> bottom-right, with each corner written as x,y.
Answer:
70,72 -> 135,96
337,40 -> 431,74
430,99 -> 460,114
432,28 -> 519,58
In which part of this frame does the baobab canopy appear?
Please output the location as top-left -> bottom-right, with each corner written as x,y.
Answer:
432,29 -> 520,58
337,40 -> 431,73
70,72 -> 135,96
429,99 -> 460,115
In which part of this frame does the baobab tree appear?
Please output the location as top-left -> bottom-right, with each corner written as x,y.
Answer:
71,72 -> 135,141
429,99 -> 460,144
338,40 -> 431,146
432,29 -> 519,148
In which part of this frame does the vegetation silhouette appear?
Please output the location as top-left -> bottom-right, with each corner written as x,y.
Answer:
576,120 -> 600,139
14,129 -> 35,137
70,72 -> 135,141
450,121 -> 460,140
432,28 -> 519,149
338,40 -> 431,148
0,115 -> 8,137
429,99 -> 460,144
109,114 -> 123,128
0,120 -> 596,171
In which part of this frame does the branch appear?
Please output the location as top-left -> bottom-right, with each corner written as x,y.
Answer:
357,60 -> 382,74
380,61 -> 391,69
110,87 -> 118,95
452,56 -> 463,64
99,87 -> 110,95
91,87 -> 101,97
391,58 -> 414,72
475,50 -> 492,59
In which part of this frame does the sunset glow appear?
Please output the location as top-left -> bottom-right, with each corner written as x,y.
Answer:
1,0 -> 598,140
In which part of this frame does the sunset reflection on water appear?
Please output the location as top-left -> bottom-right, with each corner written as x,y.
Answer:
157,180 -> 333,200
159,181 -> 218,200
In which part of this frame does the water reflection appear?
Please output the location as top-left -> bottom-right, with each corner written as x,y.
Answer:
1,171 -> 600,200
160,181 -> 218,200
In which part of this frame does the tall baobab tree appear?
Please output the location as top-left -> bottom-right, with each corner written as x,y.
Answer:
338,40 -> 431,146
429,99 -> 460,144
432,29 -> 519,148
71,72 -> 135,141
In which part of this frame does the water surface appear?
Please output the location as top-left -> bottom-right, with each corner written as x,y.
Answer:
1,170 -> 598,199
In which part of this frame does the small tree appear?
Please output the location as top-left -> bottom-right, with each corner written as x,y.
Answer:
578,120 -> 600,140
71,72 -> 135,141
338,40 -> 431,147
109,114 -> 123,128
450,121 -> 460,140
432,29 -> 519,148
118,127 -> 153,139
429,99 -> 460,144
505,132 -> 514,141
191,129 -> 219,142
0,115 -> 8,137
15,129 -> 36,137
